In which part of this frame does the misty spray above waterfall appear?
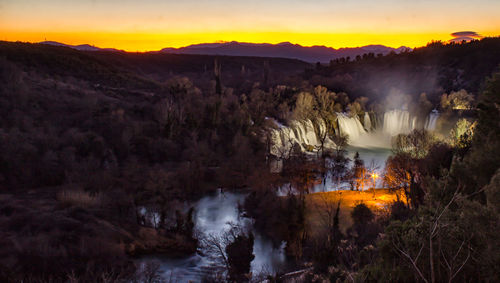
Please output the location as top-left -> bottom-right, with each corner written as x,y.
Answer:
335,109 -> 439,148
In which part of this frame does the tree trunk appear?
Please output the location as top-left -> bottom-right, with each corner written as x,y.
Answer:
430,234 -> 435,283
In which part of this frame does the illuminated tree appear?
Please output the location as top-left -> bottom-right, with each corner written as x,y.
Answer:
448,118 -> 475,149
292,91 -> 315,120
383,153 -> 413,207
440,89 -> 474,111
392,129 -> 435,159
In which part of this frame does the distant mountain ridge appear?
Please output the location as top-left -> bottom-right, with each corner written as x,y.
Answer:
39,40 -> 410,62
161,41 -> 411,62
40,41 -> 123,52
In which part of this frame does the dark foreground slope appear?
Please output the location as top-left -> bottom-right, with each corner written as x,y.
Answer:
0,42 -> 302,281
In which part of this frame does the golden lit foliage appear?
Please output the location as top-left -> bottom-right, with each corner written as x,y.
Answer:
306,189 -> 405,234
440,89 -> 474,110
392,129 -> 436,159
448,118 -> 476,148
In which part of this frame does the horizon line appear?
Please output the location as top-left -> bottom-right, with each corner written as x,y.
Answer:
4,33 -> 498,53
10,39 -> 421,53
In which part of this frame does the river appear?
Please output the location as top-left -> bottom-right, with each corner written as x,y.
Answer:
138,191 -> 287,282
139,145 -> 392,282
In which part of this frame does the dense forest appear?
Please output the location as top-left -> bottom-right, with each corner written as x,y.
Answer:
306,38 -> 500,103
0,38 -> 499,282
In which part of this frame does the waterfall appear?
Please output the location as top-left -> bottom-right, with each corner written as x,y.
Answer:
364,112 -> 372,131
268,108 -> 435,153
425,109 -> 439,131
337,113 -> 367,142
267,118 -> 335,157
382,109 -> 416,136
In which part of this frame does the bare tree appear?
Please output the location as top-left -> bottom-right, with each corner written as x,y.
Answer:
315,194 -> 343,245
390,189 -> 472,283
201,223 -> 254,282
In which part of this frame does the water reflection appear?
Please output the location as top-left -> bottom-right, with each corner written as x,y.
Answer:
142,191 -> 286,282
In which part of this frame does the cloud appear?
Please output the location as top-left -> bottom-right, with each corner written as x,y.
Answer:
451,31 -> 482,38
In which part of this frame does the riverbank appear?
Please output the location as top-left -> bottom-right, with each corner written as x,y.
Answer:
0,187 -> 198,281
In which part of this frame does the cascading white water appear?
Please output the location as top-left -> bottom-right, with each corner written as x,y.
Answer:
425,110 -> 439,131
337,113 -> 367,141
364,112 -> 372,131
269,109 -> 436,153
268,118 -> 335,157
382,109 -> 416,136
338,109 -> 419,148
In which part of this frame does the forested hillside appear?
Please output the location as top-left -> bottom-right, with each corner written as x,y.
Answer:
305,38 -> 500,103
0,39 -> 498,282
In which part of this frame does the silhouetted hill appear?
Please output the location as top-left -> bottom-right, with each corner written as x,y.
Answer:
0,41 -> 311,92
304,37 -> 500,102
37,40 -> 409,63
40,41 -> 123,52
1,41 -> 157,90
5,39 -> 499,101
160,41 -> 410,63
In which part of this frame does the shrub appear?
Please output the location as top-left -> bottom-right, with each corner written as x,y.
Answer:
57,189 -> 102,207
351,203 -> 374,225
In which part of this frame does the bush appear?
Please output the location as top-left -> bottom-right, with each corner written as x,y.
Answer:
351,203 -> 374,225
389,201 -> 411,222
57,189 -> 102,207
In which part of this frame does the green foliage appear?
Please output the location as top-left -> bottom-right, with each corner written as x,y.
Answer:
448,118 -> 475,148
364,71 -> 500,282
392,129 -> 436,159
365,187 -> 500,282
462,71 -> 500,190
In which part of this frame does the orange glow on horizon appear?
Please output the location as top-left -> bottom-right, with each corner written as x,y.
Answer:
2,0 -> 499,52
2,30 -> 500,52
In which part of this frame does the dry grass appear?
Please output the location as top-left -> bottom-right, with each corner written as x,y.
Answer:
57,189 -> 102,207
305,189 -> 404,235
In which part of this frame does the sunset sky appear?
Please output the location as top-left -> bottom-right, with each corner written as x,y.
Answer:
1,0 -> 499,51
